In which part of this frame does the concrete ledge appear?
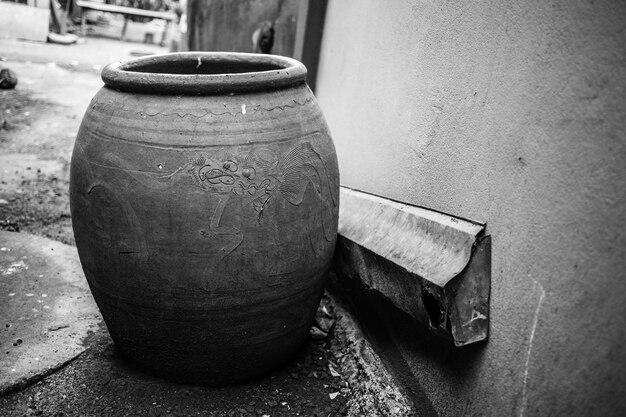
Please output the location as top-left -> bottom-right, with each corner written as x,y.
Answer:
334,187 -> 490,346
0,231 -> 102,395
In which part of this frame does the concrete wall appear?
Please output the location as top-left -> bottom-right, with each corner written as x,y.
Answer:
316,0 -> 626,415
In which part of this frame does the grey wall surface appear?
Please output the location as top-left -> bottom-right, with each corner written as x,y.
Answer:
315,0 -> 626,415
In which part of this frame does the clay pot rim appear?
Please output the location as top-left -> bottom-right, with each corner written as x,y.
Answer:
101,52 -> 307,95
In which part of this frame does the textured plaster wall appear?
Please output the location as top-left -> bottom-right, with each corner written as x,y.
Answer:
316,0 -> 626,415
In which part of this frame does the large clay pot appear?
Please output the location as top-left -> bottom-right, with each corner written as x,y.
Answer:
69,52 -> 339,385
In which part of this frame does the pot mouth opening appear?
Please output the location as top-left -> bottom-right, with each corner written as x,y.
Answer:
101,52 -> 307,95
124,58 -> 282,75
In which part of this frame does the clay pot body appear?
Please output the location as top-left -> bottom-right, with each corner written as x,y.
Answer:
69,53 -> 339,385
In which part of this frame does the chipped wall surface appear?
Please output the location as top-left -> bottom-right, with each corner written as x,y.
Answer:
316,0 -> 626,415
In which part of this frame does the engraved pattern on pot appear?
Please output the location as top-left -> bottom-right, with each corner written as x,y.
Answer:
188,140 -> 337,274
189,141 -> 336,214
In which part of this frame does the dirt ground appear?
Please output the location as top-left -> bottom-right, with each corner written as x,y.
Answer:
0,40 -> 412,416
0,75 -> 74,244
0,296 -> 356,417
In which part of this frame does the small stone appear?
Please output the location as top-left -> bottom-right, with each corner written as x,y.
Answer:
0,67 -> 17,89
328,364 -> 341,378
309,326 -> 328,339
316,317 -> 335,333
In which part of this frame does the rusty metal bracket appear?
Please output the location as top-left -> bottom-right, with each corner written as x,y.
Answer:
334,187 -> 490,346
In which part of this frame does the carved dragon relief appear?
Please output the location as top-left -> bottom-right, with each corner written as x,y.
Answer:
188,140 -> 338,278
